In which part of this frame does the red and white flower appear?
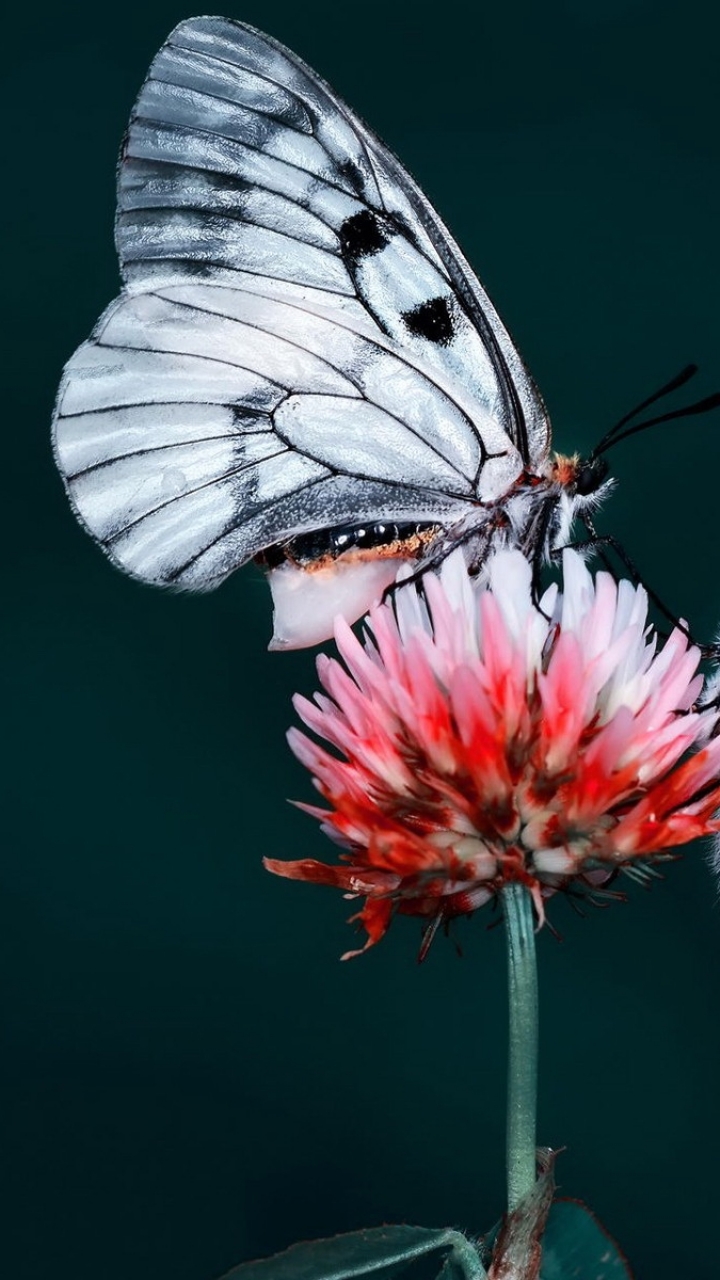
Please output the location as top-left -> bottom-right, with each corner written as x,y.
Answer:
265,550 -> 720,957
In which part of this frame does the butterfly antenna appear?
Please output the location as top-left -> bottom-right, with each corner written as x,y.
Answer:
590,363 -> 709,458
593,389 -> 720,456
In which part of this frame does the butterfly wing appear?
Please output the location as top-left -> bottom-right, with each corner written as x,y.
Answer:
56,283 -> 495,590
53,16 -> 550,591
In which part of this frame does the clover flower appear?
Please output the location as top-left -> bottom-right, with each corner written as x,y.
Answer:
265,550 -> 720,957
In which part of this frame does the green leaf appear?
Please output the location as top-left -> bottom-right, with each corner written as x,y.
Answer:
539,1200 -> 633,1279
436,1234 -> 489,1280
218,1224 -> 488,1280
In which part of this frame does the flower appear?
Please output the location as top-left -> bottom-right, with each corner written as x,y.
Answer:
264,550 -> 720,958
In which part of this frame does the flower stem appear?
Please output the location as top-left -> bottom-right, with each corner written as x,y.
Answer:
502,882 -> 539,1213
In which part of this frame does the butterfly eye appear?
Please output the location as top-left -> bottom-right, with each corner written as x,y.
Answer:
574,458 -> 609,497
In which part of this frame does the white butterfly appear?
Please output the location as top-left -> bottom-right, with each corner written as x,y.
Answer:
52,16 -> 611,648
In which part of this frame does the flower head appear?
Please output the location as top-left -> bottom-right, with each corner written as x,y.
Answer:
265,550 -> 720,958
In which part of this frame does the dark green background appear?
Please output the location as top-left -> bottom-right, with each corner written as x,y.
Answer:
4,1 -> 720,1276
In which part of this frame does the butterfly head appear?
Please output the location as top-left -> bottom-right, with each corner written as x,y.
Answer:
573,456 -> 611,497
536,452 -> 614,555
548,452 -> 611,502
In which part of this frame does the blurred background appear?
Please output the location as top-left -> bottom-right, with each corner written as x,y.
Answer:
4,0 -> 720,1276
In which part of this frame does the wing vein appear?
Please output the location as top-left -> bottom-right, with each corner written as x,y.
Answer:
121,203 -> 342,258
165,472 -> 331,580
94,337 -> 289,393
166,34 -> 311,122
130,113 -> 356,202
57,400 -> 267,419
66,432 -> 272,481
106,445 -> 295,543
151,289 -> 475,484
147,68 -> 312,139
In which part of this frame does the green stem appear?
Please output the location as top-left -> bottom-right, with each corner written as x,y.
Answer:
502,882 -> 539,1213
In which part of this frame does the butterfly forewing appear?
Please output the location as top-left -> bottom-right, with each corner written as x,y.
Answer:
53,15 -> 550,595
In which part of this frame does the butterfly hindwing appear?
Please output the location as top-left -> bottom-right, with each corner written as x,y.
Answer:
54,285 -> 496,588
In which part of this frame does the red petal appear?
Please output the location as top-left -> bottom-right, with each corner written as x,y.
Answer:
342,897 -> 394,959
263,857 -> 357,888
263,856 -> 398,896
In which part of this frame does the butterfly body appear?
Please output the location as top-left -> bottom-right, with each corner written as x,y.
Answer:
53,16 -> 607,646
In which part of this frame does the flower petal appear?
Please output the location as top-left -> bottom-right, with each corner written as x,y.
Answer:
270,549 -> 720,955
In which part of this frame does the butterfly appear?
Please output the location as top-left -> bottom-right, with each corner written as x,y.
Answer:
53,16 -> 614,649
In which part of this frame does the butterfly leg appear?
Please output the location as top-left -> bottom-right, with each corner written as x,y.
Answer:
521,496 -> 559,615
380,512 -> 498,606
564,517 -> 720,661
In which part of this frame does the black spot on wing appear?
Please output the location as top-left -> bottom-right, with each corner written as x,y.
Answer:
339,210 -> 391,263
231,404 -> 272,428
402,296 -> 454,345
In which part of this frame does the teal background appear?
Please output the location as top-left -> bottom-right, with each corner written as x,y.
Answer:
4,1 -> 720,1276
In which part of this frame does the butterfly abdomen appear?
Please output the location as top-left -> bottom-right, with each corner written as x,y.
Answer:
256,520 -> 440,571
